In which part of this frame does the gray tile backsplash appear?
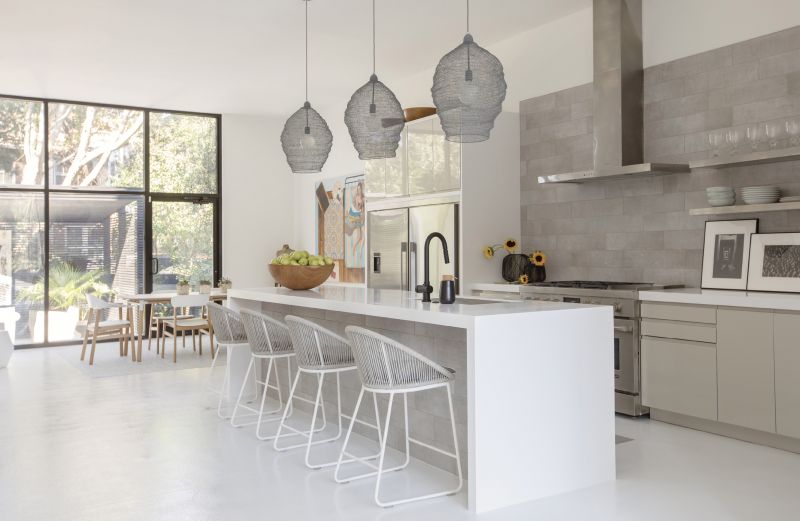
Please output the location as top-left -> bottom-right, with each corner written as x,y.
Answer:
520,25 -> 800,287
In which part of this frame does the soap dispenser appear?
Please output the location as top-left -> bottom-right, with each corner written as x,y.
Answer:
439,275 -> 456,304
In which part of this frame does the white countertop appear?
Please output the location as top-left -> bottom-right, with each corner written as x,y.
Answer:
640,287 -> 800,311
228,286 -> 592,328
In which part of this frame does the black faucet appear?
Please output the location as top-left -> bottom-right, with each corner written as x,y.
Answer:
415,232 -> 450,303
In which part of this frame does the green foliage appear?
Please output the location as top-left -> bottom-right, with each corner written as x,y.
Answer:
18,262 -> 114,311
149,113 -> 217,193
176,278 -> 190,286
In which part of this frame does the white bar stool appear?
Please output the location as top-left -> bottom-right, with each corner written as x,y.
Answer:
274,315 -> 381,470
336,325 -> 463,508
206,302 -> 248,419
231,309 -> 295,439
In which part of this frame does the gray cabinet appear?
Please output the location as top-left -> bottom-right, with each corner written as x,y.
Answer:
642,337 -> 718,420
774,312 -> 800,438
716,309 -> 775,433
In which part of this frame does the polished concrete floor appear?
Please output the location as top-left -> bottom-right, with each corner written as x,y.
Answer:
2,345 -> 800,521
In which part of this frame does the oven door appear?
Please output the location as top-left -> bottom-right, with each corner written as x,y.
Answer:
614,318 -> 638,394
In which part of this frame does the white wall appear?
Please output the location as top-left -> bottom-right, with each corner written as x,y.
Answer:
460,112 -> 521,288
222,114 -> 294,287
643,0 -> 800,67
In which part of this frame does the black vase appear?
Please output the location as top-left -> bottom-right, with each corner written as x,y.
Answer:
531,265 -> 547,283
501,254 -> 530,282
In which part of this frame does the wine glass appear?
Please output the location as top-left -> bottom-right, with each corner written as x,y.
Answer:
725,128 -> 742,156
707,131 -> 723,157
785,119 -> 800,147
765,121 -> 784,150
746,124 -> 763,152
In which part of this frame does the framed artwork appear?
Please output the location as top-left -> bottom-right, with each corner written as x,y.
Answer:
315,174 -> 366,284
701,219 -> 758,290
747,233 -> 800,293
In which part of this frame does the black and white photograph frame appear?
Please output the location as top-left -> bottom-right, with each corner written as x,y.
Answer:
701,219 -> 758,290
747,232 -> 800,293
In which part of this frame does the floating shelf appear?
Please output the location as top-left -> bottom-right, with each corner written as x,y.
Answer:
689,202 -> 800,216
689,146 -> 800,169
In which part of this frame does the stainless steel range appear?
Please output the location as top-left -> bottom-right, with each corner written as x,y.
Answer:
519,281 -> 681,417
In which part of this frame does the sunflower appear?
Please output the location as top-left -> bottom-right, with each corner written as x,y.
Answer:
483,246 -> 495,259
518,274 -> 529,284
530,251 -> 547,267
503,238 -> 518,253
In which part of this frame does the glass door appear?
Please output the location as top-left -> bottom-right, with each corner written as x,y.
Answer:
149,198 -> 217,293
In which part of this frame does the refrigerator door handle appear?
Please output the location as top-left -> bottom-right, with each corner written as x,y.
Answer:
408,242 -> 417,292
400,243 -> 408,290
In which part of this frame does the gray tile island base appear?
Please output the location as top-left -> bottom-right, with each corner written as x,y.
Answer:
226,286 -> 616,513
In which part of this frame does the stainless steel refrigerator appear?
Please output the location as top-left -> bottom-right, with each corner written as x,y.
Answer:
367,203 -> 459,292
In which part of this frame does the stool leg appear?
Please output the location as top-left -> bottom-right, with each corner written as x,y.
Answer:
255,358 -> 286,440
230,356 -> 255,427
304,373 -> 326,469
273,370 -> 302,451
374,393 -> 396,507
334,387 -> 365,483
446,383 -> 464,494
216,353 -> 233,419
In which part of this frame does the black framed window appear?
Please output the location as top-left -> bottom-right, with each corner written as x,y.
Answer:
0,94 -> 221,347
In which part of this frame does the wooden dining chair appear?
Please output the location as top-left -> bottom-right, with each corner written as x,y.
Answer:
80,294 -> 134,366
161,294 -> 211,363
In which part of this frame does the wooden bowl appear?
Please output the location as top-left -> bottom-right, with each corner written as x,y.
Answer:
268,264 -> 334,290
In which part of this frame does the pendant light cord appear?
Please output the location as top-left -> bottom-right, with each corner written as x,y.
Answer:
370,0 -> 376,109
465,0 -> 471,73
305,0 -> 309,102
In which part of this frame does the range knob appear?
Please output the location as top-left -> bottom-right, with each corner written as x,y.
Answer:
614,303 -> 623,313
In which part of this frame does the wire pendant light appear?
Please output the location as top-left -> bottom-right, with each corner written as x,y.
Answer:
344,0 -> 405,160
281,0 -> 333,173
431,0 -> 507,143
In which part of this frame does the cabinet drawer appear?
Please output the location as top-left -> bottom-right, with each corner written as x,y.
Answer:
641,318 -> 716,343
642,336 -> 718,421
641,302 -> 716,324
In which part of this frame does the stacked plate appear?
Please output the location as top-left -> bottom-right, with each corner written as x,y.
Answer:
779,195 -> 800,203
706,186 -> 735,207
741,186 -> 780,205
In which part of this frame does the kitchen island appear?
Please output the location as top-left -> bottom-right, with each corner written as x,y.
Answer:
226,286 -> 615,513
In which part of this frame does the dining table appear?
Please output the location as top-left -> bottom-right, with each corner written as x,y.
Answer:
120,290 -> 227,362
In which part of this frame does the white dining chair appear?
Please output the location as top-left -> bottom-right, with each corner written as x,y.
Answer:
161,294 -> 210,363
80,294 -> 133,366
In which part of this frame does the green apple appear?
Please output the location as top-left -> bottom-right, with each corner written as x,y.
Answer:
309,259 -> 320,266
280,257 -> 290,265
323,256 -> 333,265
298,257 -> 309,266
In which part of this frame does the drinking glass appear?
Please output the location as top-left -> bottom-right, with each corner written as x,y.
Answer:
786,119 -> 800,147
745,124 -> 763,152
765,121 -> 783,150
707,131 -> 723,157
725,128 -> 742,155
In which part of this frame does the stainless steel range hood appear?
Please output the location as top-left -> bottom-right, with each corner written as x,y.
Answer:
539,0 -> 689,183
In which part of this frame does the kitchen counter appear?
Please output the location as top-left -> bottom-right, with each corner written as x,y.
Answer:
640,288 -> 800,311
227,286 -> 615,513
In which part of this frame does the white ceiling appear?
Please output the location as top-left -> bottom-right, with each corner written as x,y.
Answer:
0,0 -> 588,115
